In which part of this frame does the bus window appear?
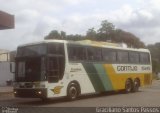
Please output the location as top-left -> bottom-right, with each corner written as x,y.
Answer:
47,57 -> 59,83
140,53 -> 150,64
117,51 -> 129,63
87,47 -> 102,61
68,45 -> 86,61
129,52 -> 139,64
102,49 -> 116,63
47,43 -> 65,82
17,62 -> 25,78
17,44 -> 46,57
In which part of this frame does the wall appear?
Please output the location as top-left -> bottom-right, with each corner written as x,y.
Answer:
0,62 -> 14,86
0,50 -> 15,86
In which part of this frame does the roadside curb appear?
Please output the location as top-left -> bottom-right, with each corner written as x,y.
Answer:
0,86 -> 13,95
0,92 -> 13,95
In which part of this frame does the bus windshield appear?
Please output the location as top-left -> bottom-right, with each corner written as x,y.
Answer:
15,42 -> 65,82
17,44 -> 47,57
15,57 -> 45,82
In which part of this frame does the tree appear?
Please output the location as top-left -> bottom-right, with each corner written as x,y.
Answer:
44,30 -> 61,40
44,20 -> 145,48
97,20 -> 115,41
147,43 -> 160,73
113,29 -> 145,48
60,31 -> 66,39
86,28 -> 97,40
66,34 -> 85,41
44,30 -> 67,40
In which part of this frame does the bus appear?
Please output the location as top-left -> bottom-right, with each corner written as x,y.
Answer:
13,40 -> 152,100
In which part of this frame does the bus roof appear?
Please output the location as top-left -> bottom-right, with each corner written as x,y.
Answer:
18,40 -> 66,47
18,39 -> 150,53
67,40 -> 150,53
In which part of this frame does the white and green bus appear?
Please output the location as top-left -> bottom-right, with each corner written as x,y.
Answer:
13,40 -> 152,100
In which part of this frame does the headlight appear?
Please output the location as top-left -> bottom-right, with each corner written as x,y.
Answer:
38,91 -> 42,94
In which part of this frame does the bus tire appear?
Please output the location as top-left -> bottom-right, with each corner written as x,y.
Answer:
132,78 -> 140,92
67,83 -> 79,100
125,79 -> 133,93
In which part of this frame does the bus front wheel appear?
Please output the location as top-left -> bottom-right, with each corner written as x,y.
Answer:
67,84 -> 79,100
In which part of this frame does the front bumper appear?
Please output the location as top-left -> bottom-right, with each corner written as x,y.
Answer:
14,88 -> 47,98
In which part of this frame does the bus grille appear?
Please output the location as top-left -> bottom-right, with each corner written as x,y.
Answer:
19,83 -> 33,88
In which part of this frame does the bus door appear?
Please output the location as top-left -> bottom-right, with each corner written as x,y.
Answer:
47,56 -> 64,83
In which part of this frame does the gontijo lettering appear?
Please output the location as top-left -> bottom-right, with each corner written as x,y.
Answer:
117,66 -> 137,72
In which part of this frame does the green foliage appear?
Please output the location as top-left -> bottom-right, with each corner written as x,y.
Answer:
113,29 -> 145,48
147,43 -> 160,73
86,28 -> 97,40
66,34 -> 85,41
44,20 -> 145,48
97,20 -> 115,41
60,31 -> 66,39
44,30 -> 66,40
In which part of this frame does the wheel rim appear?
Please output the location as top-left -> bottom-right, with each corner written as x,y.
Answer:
69,86 -> 77,99
126,80 -> 132,92
134,81 -> 139,91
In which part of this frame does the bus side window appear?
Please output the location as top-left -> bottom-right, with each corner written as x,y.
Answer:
87,47 -> 102,61
68,45 -> 86,61
129,52 -> 139,64
76,47 -> 86,60
102,49 -> 116,63
68,47 -> 76,60
117,51 -> 129,63
140,53 -> 150,64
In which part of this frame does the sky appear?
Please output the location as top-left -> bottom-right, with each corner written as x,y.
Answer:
0,0 -> 160,50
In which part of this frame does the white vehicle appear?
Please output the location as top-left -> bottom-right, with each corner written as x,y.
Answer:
13,40 -> 152,100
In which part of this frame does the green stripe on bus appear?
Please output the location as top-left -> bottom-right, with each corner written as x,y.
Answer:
93,64 -> 113,91
82,63 -> 105,92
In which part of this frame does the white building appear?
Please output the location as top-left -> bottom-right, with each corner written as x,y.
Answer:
0,11 -> 15,86
0,49 -> 15,86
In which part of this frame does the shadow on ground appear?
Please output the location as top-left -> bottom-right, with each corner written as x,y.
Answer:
16,90 -> 142,106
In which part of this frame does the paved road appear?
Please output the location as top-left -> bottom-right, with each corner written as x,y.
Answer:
0,80 -> 160,107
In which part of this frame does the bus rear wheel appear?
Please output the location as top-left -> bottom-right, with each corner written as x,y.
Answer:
67,84 -> 79,100
125,79 -> 133,93
132,79 -> 140,92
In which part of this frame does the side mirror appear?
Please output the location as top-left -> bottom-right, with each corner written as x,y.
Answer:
10,62 -> 15,73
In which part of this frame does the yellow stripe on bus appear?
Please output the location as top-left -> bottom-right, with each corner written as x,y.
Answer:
103,64 -> 148,90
